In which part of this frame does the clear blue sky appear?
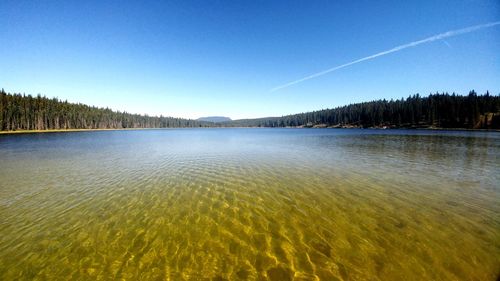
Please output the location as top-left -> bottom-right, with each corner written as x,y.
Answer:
1,0 -> 499,119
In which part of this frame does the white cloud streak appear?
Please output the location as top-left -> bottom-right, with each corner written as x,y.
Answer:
270,21 -> 500,92
442,39 -> 452,49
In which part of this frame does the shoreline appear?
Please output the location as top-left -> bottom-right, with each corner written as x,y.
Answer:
1,126 -> 498,135
0,128 -> 167,135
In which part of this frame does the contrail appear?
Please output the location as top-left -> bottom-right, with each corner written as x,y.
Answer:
442,39 -> 452,49
270,21 -> 500,92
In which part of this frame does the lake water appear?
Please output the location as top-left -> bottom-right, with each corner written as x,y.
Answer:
0,128 -> 498,280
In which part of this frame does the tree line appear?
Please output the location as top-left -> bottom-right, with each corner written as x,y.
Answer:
0,89 -> 214,131
224,91 -> 500,129
1,89 -> 499,131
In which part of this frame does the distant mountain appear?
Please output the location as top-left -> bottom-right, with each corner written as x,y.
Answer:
196,116 -> 232,123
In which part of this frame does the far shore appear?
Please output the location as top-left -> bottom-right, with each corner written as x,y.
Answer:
0,128 -> 163,135
1,126 -> 498,135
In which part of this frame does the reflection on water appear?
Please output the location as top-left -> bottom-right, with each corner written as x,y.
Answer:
0,129 -> 498,280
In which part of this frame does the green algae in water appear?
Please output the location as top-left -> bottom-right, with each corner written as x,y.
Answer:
0,129 -> 499,280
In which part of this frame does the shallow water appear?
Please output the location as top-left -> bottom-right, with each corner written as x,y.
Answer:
0,128 -> 498,280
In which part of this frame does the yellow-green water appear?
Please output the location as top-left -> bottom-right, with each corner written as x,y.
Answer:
0,129 -> 498,280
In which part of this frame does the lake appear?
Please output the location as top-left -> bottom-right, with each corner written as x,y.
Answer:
0,128 -> 498,280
